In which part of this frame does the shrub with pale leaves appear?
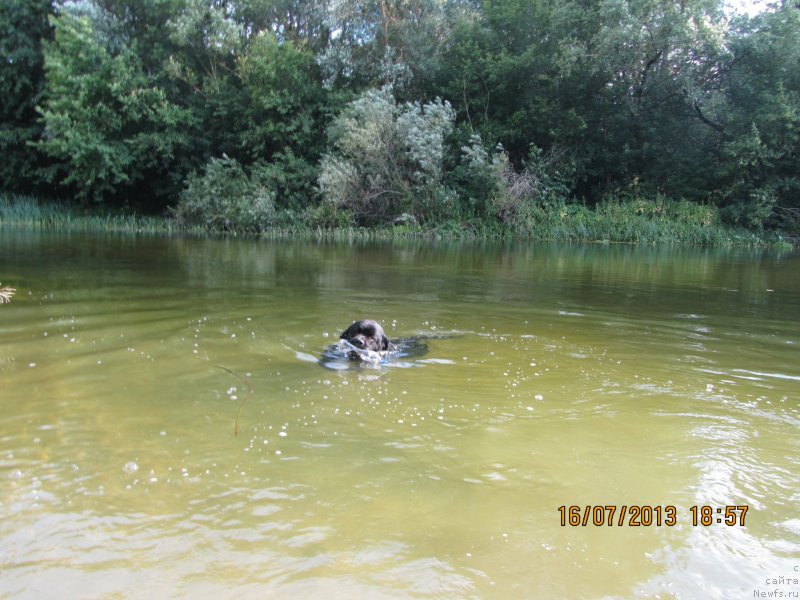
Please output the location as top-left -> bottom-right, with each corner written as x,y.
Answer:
318,87 -> 455,224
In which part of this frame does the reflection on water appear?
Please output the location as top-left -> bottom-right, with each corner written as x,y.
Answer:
1,229 -> 798,598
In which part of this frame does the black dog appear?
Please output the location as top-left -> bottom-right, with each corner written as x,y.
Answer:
319,320 -> 430,369
340,319 -> 397,353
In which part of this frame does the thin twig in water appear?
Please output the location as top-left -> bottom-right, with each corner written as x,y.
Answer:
216,365 -> 254,436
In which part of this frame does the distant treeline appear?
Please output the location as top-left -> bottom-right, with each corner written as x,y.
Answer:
1,0 -> 798,236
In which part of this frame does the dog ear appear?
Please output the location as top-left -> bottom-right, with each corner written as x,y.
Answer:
340,323 -> 356,340
381,334 -> 390,350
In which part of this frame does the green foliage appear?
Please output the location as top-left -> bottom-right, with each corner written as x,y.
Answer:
236,32 -> 330,209
713,7 -> 800,228
1,0 -> 797,239
501,192 -> 755,246
1,191 -> 770,246
318,88 -> 456,224
0,193 -> 70,225
0,193 -> 198,234
720,186 -> 778,229
163,11 -> 334,210
318,0 -> 449,92
35,12 -> 194,205
586,194 -> 741,245
435,0 -> 594,166
457,137 -> 575,226
447,131 -> 497,218
174,156 -> 278,232
436,0 -> 734,202
586,0 -> 730,196
0,0 -> 53,193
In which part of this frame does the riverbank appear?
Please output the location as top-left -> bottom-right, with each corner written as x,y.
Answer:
0,193 -> 792,248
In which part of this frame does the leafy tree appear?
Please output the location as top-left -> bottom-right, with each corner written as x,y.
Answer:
435,0 -> 779,212
164,1 -> 334,210
318,0 -> 451,93
236,32 -> 331,208
234,0 -> 330,50
585,0 -> 730,197
81,0 -> 190,69
36,12 -> 194,205
436,0 -> 595,166
713,5 -> 800,228
162,0 -> 244,167
0,0 -> 54,193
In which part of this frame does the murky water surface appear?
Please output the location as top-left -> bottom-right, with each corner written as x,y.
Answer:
1,230 -> 798,598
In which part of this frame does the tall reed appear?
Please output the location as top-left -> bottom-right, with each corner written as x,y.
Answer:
0,192 -> 771,246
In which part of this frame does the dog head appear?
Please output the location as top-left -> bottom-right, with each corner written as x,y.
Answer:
340,319 -> 392,352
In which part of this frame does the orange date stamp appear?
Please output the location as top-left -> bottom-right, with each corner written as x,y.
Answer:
558,505 -> 749,527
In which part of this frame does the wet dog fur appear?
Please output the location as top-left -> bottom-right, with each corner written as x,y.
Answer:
340,320 -> 396,354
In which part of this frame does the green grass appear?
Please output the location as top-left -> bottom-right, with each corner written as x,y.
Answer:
0,194 -> 201,235
0,193 -> 778,247
503,196 -> 768,246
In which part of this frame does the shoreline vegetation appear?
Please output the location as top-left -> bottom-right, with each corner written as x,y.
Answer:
1,193 -> 792,249
2,2 -> 798,249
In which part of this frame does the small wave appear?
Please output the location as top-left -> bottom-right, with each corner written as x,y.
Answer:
295,351 -> 319,364
731,369 -> 800,382
316,337 -> 431,370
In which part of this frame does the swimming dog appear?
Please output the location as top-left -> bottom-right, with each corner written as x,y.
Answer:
340,319 -> 396,353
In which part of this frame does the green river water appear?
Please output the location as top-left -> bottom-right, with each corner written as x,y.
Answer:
1,230 -> 798,598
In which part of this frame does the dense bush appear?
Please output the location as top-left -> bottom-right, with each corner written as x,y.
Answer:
173,156 -> 277,233
487,145 -> 575,228
318,88 -> 456,225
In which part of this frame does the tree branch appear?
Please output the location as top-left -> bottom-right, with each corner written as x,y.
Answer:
692,99 -> 725,134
